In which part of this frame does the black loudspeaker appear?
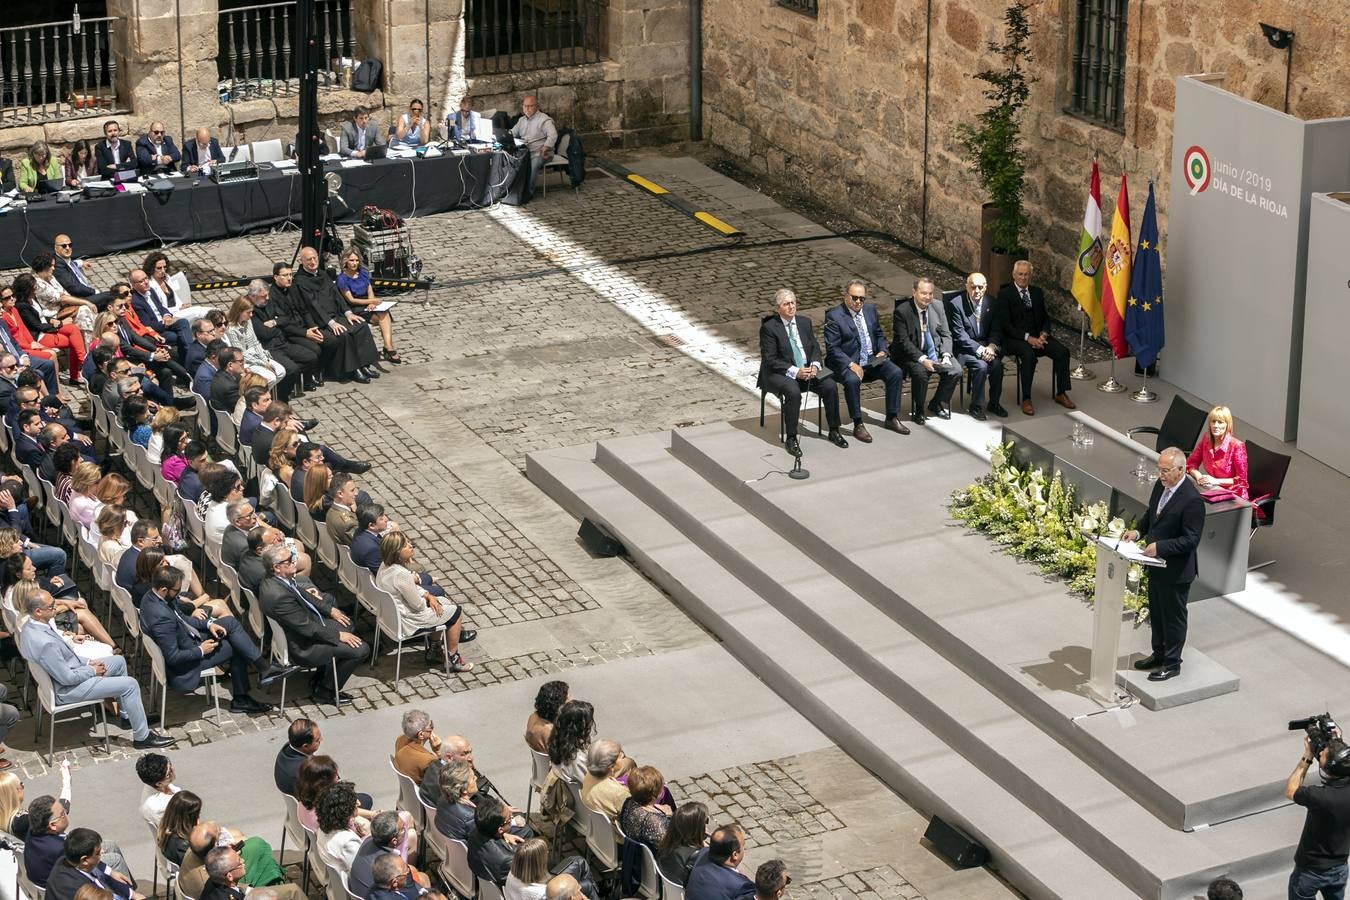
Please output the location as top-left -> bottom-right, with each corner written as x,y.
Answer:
578,518 -> 624,558
923,815 -> 989,869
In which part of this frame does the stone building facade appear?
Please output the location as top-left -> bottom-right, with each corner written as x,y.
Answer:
0,0 -> 691,155
700,0 -> 1350,291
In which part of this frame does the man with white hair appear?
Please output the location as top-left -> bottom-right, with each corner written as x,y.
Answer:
1120,447 -> 1205,683
510,94 -> 557,188
394,709 -> 442,782
758,288 -> 847,456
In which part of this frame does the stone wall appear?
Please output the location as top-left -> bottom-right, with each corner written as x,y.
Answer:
0,0 -> 692,156
702,0 -> 1350,290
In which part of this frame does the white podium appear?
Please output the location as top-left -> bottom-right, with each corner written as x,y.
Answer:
1087,535 -> 1164,705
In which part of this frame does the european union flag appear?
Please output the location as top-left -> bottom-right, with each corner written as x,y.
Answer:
1125,182 -> 1165,370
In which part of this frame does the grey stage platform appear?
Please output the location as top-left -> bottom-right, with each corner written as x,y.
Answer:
527,413 -> 1347,900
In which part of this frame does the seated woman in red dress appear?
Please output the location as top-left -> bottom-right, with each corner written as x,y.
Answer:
1186,404 -> 1248,500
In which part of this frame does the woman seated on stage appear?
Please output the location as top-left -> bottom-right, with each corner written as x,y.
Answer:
337,249 -> 401,364
63,139 -> 98,187
1187,405 -> 1248,500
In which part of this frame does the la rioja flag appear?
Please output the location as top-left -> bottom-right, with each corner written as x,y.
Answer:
1101,174 -> 1133,359
1070,159 -> 1104,336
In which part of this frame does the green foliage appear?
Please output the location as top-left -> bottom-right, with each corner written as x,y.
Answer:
950,443 -> 1149,621
955,0 -> 1035,253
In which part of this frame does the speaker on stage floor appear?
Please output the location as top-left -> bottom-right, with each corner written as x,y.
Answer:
923,815 -> 989,868
578,518 -> 624,558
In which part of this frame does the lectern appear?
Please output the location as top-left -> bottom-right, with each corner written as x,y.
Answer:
1087,535 -> 1165,705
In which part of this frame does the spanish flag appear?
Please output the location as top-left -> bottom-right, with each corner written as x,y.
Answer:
1101,174 -> 1133,359
1070,160 -> 1104,336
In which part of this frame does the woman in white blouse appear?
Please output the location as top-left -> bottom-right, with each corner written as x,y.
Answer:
503,838 -> 551,900
374,532 -> 472,673
316,781 -> 368,876
142,251 -> 213,322
223,298 -> 285,386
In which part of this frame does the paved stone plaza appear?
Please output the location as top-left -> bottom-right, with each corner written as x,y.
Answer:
0,155 -> 1019,898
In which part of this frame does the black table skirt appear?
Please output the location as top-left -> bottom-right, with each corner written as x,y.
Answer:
0,148 -> 532,268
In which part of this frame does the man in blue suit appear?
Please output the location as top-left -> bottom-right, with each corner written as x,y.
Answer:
135,122 -> 181,174
181,128 -> 226,175
130,269 -> 191,354
822,280 -> 907,442
193,340 -> 224,401
93,120 -> 137,178
684,825 -> 755,900
943,271 -> 1008,420
20,589 -> 175,748
138,566 -> 290,714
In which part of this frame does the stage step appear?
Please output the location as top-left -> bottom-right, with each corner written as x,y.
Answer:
666,421 -> 1292,830
527,440 -> 1136,900
585,431 -> 1297,900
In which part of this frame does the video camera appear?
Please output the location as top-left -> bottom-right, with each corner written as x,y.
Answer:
1290,712 -> 1342,759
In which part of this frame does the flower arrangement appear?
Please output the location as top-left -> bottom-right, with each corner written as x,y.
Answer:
949,443 -> 1149,621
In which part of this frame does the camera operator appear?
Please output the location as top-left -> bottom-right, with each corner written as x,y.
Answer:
1286,730 -> 1350,899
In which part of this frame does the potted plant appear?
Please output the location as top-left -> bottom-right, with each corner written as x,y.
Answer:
956,0 -> 1035,292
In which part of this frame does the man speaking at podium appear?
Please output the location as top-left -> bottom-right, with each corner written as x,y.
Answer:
1121,447 -> 1204,682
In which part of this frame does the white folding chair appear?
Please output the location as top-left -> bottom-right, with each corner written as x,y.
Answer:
315,519 -> 340,575
525,747 -> 551,818
390,756 -> 427,831
584,804 -> 619,872
278,793 -> 314,891
478,879 -> 505,900
272,484 -> 297,531
323,860 -> 354,900
266,615 -> 339,712
142,631 -> 223,730
638,840 -> 662,898
294,500 -> 320,551
369,580 -> 447,685
251,139 -> 285,163
422,828 -> 474,899
26,657 -> 110,763
213,407 -> 239,456
336,543 -> 361,595
540,132 -> 575,197
659,868 -> 687,900
228,143 -> 252,162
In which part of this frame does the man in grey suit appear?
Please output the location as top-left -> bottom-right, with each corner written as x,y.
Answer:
338,107 -> 385,159
892,276 -> 962,424
20,590 -> 176,748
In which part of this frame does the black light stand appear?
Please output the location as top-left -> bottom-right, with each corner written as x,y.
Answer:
296,0 -> 327,260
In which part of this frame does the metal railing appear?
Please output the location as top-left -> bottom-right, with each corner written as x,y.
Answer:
465,0 -> 607,76
776,0 -> 819,15
217,0 -> 354,102
0,14 -> 121,124
1068,0 -> 1128,129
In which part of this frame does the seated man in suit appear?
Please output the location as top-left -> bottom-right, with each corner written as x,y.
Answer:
139,567 -> 287,715
338,106 -> 385,159
346,812 -> 429,899
94,120 -> 137,178
20,589 -> 175,748
351,504 -> 397,575
130,268 -> 192,353
992,260 -> 1074,415
135,122 -> 181,175
109,291 -> 191,392
185,317 -> 217,376
14,409 -> 45,467
757,288 -> 847,456
210,347 -> 245,414
182,128 -> 226,175
685,824 -> 755,900
365,854 -> 424,900
220,499 -> 258,571
823,280 -> 908,442
293,247 -> 380,383
193,339 -> 225,399
944,271 -> 1007,419
259,545 -> 366,707
239,386 -> 272,446
892,277 -> 962,424
42,827 -> 135,900
1120,447 -> 1205,682
52,235 -> 112,310
240,526 -> 310,595
252,401 -> 362,475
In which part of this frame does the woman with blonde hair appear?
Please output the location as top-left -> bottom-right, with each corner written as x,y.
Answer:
224,297 -> 287,388
66,462 -> 106,531
10,576 -> 117,660
336,248 -> 400,364
0,760 -> 70,838
234,371 -> 269,421
1186,405 -> 1249,500
376,531 -> 472,672
303,463 -> 332,521
145,405 -> 181,466
95,506 -> 129,567
503,837 -> 551,900
268,427 -> 300,487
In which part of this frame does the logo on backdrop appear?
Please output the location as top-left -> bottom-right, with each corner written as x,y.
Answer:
1183,145 -> 1211,195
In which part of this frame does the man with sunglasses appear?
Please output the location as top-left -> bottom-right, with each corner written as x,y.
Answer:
135,121 -> 181,175
50,236 -> 113,310
107,288 -> 194,400
130,267 -> 192,354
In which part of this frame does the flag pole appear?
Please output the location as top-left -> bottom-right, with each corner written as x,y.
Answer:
1130,367 -> 1158,403
1070,307 -> 1096,380
1099,357 -> 1126,392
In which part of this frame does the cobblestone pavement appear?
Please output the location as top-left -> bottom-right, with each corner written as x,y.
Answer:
0,154 -> 1017,898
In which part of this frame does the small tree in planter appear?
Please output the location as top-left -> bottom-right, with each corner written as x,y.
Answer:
957,0 -> 1036,287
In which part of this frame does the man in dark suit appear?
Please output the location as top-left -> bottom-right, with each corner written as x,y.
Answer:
259,545 -> 366,706
42,828 -> 134,900
274,717 -> 321,795
892,277 -> 962,424
139,566 -> 284,714
823,280 -> 907,442
757,289 -> 847,456
244,278 -> 310,398
182,128 -> 226,175
1121,447 -> 1205,682
134,122 -> 181,174
366,855 -> 426,900
51,235 -> 112,309
193,340 -> 224,400
685,825 -> 755,900
347,813 -> 429,899
130,268 -> 192,353
991,260 -> 1074,415
94,120 -> 137,178
109,291 -> 191,390
211,347 -> 244,413
200,846 -> 247,900
184,317 -> 216,376
945,272 -> 1007,419
14,409 -> 45,467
